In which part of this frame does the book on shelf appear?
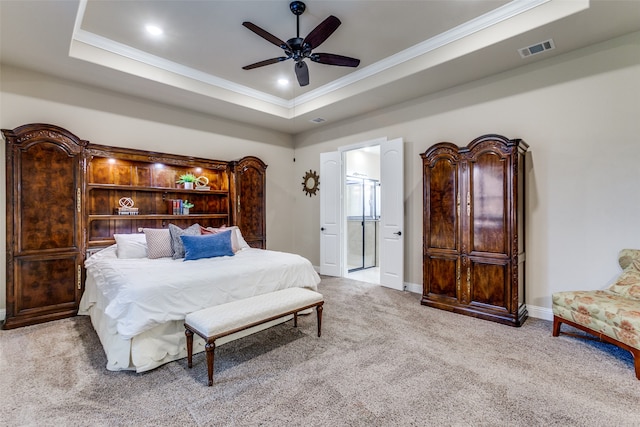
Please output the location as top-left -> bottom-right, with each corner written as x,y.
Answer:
167,199 -> 183,215
115,207 -> 139,215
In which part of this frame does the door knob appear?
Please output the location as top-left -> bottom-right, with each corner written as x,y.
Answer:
321,227 -> 325,231
394,231 -> 402,236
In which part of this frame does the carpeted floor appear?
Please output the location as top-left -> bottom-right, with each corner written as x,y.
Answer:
1,276 -> 639,426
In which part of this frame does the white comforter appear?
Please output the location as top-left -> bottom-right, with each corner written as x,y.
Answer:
83,246 -> 320,339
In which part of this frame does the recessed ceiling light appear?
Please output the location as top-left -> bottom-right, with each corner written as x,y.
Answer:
145,25 -> 163,36
277,78 -> 289,86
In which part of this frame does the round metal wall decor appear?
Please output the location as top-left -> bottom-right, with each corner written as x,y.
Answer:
302,170 -> 319,197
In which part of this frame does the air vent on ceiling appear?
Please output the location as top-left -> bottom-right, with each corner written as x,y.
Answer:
309,117 -> 326,124
518,39 -> 555,59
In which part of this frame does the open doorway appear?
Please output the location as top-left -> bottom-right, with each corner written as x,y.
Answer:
344,146 -> 381,285
320,137 -> 403,290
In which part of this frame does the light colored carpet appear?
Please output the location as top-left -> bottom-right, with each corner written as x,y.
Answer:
1,276 -> 639,426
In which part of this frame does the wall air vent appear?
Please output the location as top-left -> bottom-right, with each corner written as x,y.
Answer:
309,117 -> 326,124
518,39 -> 555,59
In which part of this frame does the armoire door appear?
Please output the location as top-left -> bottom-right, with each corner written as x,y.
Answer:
422,143 -> 462,307
3,123 -> 88,329
466,144 -> 513,315
232,156 -> 267,249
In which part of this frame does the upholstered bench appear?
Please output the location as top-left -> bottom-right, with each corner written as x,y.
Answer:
552,249 -> 640,379
184,287 -> 324,386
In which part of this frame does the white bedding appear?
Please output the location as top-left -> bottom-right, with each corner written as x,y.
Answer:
79,246 -> 321,371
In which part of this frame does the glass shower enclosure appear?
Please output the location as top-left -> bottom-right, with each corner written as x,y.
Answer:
346,176 -> 380,272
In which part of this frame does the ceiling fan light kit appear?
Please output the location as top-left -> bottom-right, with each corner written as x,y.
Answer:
242,1 -> 360,87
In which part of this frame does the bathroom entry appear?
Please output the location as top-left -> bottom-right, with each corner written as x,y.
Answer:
346,177 -> 380,271
345,146 -> 381,280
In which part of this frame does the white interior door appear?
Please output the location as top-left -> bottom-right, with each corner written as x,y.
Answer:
379,138 -> 404,290
319,151 -> 342,276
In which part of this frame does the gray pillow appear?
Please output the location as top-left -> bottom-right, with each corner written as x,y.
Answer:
169,223 -> 201,259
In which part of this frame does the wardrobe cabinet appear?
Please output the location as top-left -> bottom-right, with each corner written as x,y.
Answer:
231,156 -> 267,249
421,134 -> 528,326
3,124 -> 88,329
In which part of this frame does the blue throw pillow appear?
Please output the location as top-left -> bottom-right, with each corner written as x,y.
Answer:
180,230 -> 234,261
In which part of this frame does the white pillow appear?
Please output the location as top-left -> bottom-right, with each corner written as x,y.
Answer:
233,226 -> 251,250
114,233 -> 147,259
204,225 -> 250,251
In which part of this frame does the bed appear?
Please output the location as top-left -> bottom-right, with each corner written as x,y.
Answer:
78,230 -> 321,372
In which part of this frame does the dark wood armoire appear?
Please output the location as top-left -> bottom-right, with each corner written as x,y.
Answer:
231,156 -> 267,249
421,134 -> 528,326
3,124 -> 88,329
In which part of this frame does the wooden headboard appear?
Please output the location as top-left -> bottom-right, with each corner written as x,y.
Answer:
85,144 -> 267,252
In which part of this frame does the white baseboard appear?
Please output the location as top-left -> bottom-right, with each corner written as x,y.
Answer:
0,298 -> 549,323
404,282 -> 553,321
526,305 -> 553,321
404,281 -> 422,294
322,273 -> 554,322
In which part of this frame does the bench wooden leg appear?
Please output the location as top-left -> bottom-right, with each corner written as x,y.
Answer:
294,312 -> 298,327
185,328 -> 194,368
205,341 -> 216,386
317,304 -> 323,337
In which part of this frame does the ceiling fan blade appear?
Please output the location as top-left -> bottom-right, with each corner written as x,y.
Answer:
242,57 -> 289,70
303,15 -> 341,50
310,53 -> 360,67
242,22 -> 288,49
295,61 -> 309,87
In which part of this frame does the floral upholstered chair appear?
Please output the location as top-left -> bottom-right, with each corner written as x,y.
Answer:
552,249 -> 640,379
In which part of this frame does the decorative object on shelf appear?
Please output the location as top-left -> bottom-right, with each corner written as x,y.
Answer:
195,175 -> 210,191
182,200 -> 194,215
116,197 -> 139,215
176,173 -> 198,189
302,170 -> 319,197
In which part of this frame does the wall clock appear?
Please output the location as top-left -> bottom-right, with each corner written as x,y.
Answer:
302,170 -> 319,197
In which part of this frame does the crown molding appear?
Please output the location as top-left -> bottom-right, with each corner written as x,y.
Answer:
71,0 -> 584,119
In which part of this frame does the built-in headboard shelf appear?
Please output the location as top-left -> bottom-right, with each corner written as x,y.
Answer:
85,144 -> 266,251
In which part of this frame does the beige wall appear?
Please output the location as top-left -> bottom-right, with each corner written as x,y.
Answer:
2,31 -> 640,320
0,65 -> 295,314
291,31 -> 640,318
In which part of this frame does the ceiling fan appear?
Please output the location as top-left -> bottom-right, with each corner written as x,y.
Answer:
242,1 -> 360,87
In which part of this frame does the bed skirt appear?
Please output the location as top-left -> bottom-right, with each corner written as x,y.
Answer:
78,275 -> 292,373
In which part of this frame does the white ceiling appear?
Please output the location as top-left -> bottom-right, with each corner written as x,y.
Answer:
1,0 -> 640,134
